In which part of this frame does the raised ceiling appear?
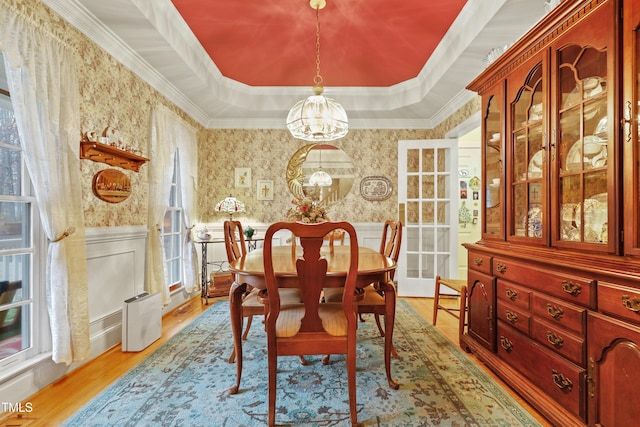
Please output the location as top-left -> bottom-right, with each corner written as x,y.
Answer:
42,0 -> 550,129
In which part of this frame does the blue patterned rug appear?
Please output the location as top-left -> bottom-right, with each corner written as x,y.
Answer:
63,300 -> 542,426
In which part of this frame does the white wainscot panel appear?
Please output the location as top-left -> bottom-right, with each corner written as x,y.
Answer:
85,226 -> 147,357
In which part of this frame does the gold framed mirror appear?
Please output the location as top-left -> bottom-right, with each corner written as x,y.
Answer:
286,144 -> 355,207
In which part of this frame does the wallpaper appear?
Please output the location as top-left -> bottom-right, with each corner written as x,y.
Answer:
4,0 -> 480,230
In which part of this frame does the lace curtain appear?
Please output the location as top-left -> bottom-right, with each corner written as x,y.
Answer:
0,8 -> 89,364
148,105 -> 198,304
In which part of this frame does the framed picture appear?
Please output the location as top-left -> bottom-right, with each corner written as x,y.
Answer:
257,180 -> 274,200
235,167 -> 251,188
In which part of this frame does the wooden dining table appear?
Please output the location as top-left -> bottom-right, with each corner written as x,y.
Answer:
228,245 -> 399,394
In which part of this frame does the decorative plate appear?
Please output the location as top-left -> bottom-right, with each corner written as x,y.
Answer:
528,150 -> 544,178
360,176 -> 392,201
528,205 -> 543,238
92,168 -> 131,203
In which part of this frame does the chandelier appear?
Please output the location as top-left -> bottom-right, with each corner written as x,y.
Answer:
286,0 -> 348,142
308,147 -> 332,186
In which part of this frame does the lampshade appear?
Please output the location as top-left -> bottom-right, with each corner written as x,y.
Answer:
309,170 -> 332,186
286,0 -> 348,142
215,195 -> 246,220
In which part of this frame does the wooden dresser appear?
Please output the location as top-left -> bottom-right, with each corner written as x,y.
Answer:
463,1 -> 640,426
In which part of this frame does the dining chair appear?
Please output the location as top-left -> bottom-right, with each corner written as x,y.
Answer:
323,219 -> 402,389
225,220 -> 307,383
357,219 -> 402,338
324,228 -> 345,253
263,221 -> 360,427
224,220 -> 263,363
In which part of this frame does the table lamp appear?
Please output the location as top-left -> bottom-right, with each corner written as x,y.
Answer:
215,194 -> 246,220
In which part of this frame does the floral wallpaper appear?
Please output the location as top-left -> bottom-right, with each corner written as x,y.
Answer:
4,0 -> 480,230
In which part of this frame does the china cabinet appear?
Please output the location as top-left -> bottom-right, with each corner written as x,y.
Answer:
463,1 -> 640,426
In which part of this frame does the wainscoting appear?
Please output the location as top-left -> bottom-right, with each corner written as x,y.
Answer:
2,222 -> 386,404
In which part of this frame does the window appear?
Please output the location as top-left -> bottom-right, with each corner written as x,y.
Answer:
161,152 -> 184,292
0,78 -> 40,367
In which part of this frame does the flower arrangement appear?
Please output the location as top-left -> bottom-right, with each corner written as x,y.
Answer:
286,187 -> 329,223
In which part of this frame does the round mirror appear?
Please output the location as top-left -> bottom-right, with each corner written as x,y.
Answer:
286,144 -> 355,207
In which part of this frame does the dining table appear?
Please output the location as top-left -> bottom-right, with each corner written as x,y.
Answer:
228,244 -> 398,394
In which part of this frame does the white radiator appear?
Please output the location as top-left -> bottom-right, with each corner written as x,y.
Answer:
122,292 -> 161,352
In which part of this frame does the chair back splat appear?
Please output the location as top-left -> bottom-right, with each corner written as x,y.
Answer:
263,221 -> 359,427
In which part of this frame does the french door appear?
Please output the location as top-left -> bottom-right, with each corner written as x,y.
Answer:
397,140 -> 458,297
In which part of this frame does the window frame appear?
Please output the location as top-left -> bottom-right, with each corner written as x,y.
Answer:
0,86 -> 48,372
161,151 -> 185,293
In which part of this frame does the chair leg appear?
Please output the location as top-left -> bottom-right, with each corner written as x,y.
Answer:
384,284 -> 399,390
433,276 -> 441,326
373,313 -> 385,337
267,342 -> 277,427
242,315 -> 253,340
347,341 -> 358,427
458,286 -> 468,343
229,282 -> 246,394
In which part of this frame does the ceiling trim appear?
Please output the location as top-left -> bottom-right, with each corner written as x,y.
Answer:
42,0 -> 211,125
41,0 -> 546,131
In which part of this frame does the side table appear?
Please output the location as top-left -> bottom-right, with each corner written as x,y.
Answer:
195,238 -> 263,304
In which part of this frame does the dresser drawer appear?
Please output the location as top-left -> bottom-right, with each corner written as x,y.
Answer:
497,279 -> 531,310
532,293 -> 586,336
493,257 -> 595,308
531,318 -> 585,366
497,323 -> 585,421
497,300 -> 531,335
468,251 -> 492,275
598,282 -> 640,326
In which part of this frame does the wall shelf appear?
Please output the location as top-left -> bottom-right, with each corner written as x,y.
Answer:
80,141 -> 149,172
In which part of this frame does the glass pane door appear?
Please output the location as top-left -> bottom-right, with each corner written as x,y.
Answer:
556,44 -> 610,247
510,63 -> 545,242
398,139 -> 458,297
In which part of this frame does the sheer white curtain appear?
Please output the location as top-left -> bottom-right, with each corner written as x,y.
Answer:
148,105 -> 198,304
176,119 -> 198,294
0,10 -> 89,364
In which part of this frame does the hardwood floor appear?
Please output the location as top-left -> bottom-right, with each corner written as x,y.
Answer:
1,296 -> 551,426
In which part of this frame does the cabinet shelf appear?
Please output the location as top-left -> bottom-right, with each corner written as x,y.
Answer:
80,141 -> 149,172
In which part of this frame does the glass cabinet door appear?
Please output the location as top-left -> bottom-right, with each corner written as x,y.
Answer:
483,82 -> 504,239
554,43 -> 612,251
624,0 -> 640,255
507,58 -> 546,243
549,0 -> 615,253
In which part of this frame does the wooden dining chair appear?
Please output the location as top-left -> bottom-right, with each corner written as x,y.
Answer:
324,228 -> 345,253
224,220 -> 262,363
263,221 -> 360,427
358,219 -> 402,336
324,219 -> 402,389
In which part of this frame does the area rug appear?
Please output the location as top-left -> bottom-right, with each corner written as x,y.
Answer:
63,300 -> 542,426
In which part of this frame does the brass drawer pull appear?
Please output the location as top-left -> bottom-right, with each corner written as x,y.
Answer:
505,311 -> 519,324
496,263 -> 507,274
546,303 -> 564,320
562,280 -> 582,296
500,336 -> 513,353
551,369 -> 573,392
546,331 -> 564,348
621,295 -> 640,313
473,257 -> 483,266
505,288 -> 518,301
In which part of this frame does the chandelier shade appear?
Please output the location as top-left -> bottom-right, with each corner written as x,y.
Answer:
286,0 -> 348,142
308,169 -> 332,187
287,91 -> 348,142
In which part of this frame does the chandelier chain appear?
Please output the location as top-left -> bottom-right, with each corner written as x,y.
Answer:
314,6 -> 323,86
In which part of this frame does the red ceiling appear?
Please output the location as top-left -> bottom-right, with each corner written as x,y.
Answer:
171,0 -> 467,88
